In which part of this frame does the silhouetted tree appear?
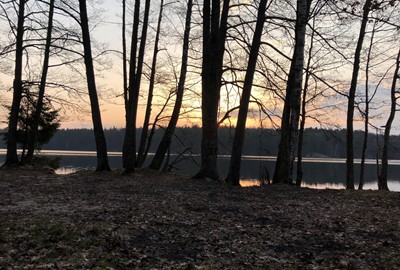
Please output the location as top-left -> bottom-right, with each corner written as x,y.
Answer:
358,21 -> 377,190
193,0 -> 230,181
345,0 -> 372,190
25,0 -> 55,164
3,89 -> 60,161
123,0 -> 151,174
3,0 -> 25,167
378,48 -> 400,191
150,0 -> 193,170
273,0 -> 312,184
296,12 -> 315,186
78,0 -> 110,171
121,0 -> 128,132
122,0 -> 140,171
225,0 -> 268,186
137,0 -> 165,168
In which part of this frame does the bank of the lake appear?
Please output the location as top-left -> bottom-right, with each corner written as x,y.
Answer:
0,167 -> 399,269
2,149 -> 400,191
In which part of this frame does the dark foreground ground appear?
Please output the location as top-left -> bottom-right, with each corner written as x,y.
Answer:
0,168 -> 399,269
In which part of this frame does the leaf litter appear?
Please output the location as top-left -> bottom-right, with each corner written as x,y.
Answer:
0,167 -> 399,269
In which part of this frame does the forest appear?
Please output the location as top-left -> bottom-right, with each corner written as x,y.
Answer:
0,0 -> 399,190
2,1 -> 400,268
3,127 -> 400,160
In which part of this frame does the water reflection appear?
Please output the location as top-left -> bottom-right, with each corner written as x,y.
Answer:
240,180 -> 262,187
302,180 -> 400,191
55,166 -> 80,175
240,179 -> 400,191
1,149 -> 400,192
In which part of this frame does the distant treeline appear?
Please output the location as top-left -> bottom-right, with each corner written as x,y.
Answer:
1,127 -> 400,159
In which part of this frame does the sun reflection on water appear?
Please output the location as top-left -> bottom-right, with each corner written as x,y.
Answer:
54,166 -> 400,192
240,179 -> 400,192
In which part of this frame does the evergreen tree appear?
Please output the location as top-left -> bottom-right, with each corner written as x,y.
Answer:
3,87 -> 60,162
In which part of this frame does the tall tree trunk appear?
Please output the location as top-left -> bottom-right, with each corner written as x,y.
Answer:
273,0 -> 311,184
225,0 -> 268,186
359,22 -> 376,190
122,0 -> 140,169
346,0 -> 371,190
296,16 -> 315,186
193,0 -> 230,181
378,48 -> 400,191
136,0 -> 164,168
149,0 -> 193,170
78,0 -> 110,171
25,0 -> 55,164
4,0 -> 25,167
124,0 -> 151,174
122,0 -> 128,129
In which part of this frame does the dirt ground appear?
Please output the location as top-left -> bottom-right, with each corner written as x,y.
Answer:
0,167 -> 399,269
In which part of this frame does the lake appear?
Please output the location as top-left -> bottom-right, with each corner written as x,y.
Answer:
1,149 -> 399,191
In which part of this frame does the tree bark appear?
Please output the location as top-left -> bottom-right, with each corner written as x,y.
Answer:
4,0 -> 25,167
225,0 -> 268,186
149,0 -> 193,170
78,0 -> 110,171
296,16 -> 314,186
25,0 -> 55,164
346,0 -> 371,190
359,22 -> 376,190
122,0 -> 140,169
193,0 -> 230,181
273,0 -> 311,184
123,0 -> 151,174
136,0 -> 165,168
378,48 -> 400,191
122,0 -> 128,131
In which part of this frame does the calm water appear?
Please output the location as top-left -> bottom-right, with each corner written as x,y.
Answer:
1,149 -> 399,191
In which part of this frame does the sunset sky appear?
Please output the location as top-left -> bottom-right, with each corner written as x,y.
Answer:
0,0 -> 399,133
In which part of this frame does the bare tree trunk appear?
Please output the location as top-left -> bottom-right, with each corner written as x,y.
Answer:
149,0 -> 193,170
136,0 -> 165,168
193,0 -> 230,181
122,0 -> 128,130
123,0 -> 151,174
78,0 -> 110,171
25,0 -> 55,164
296,16 -> 315,186
375,128 -> 381,178
359,22 -> 376,190
273,0 -> 311,184
378,48 -> 400,191
346,0 -> 371,190
4,0 -> 25,167
273,93 -> 291,183
122,0 -> 140,169
295,86 -> 307,186
225,0 -> 268,186
359,97 -> 369,189
139,91 -> 173,164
